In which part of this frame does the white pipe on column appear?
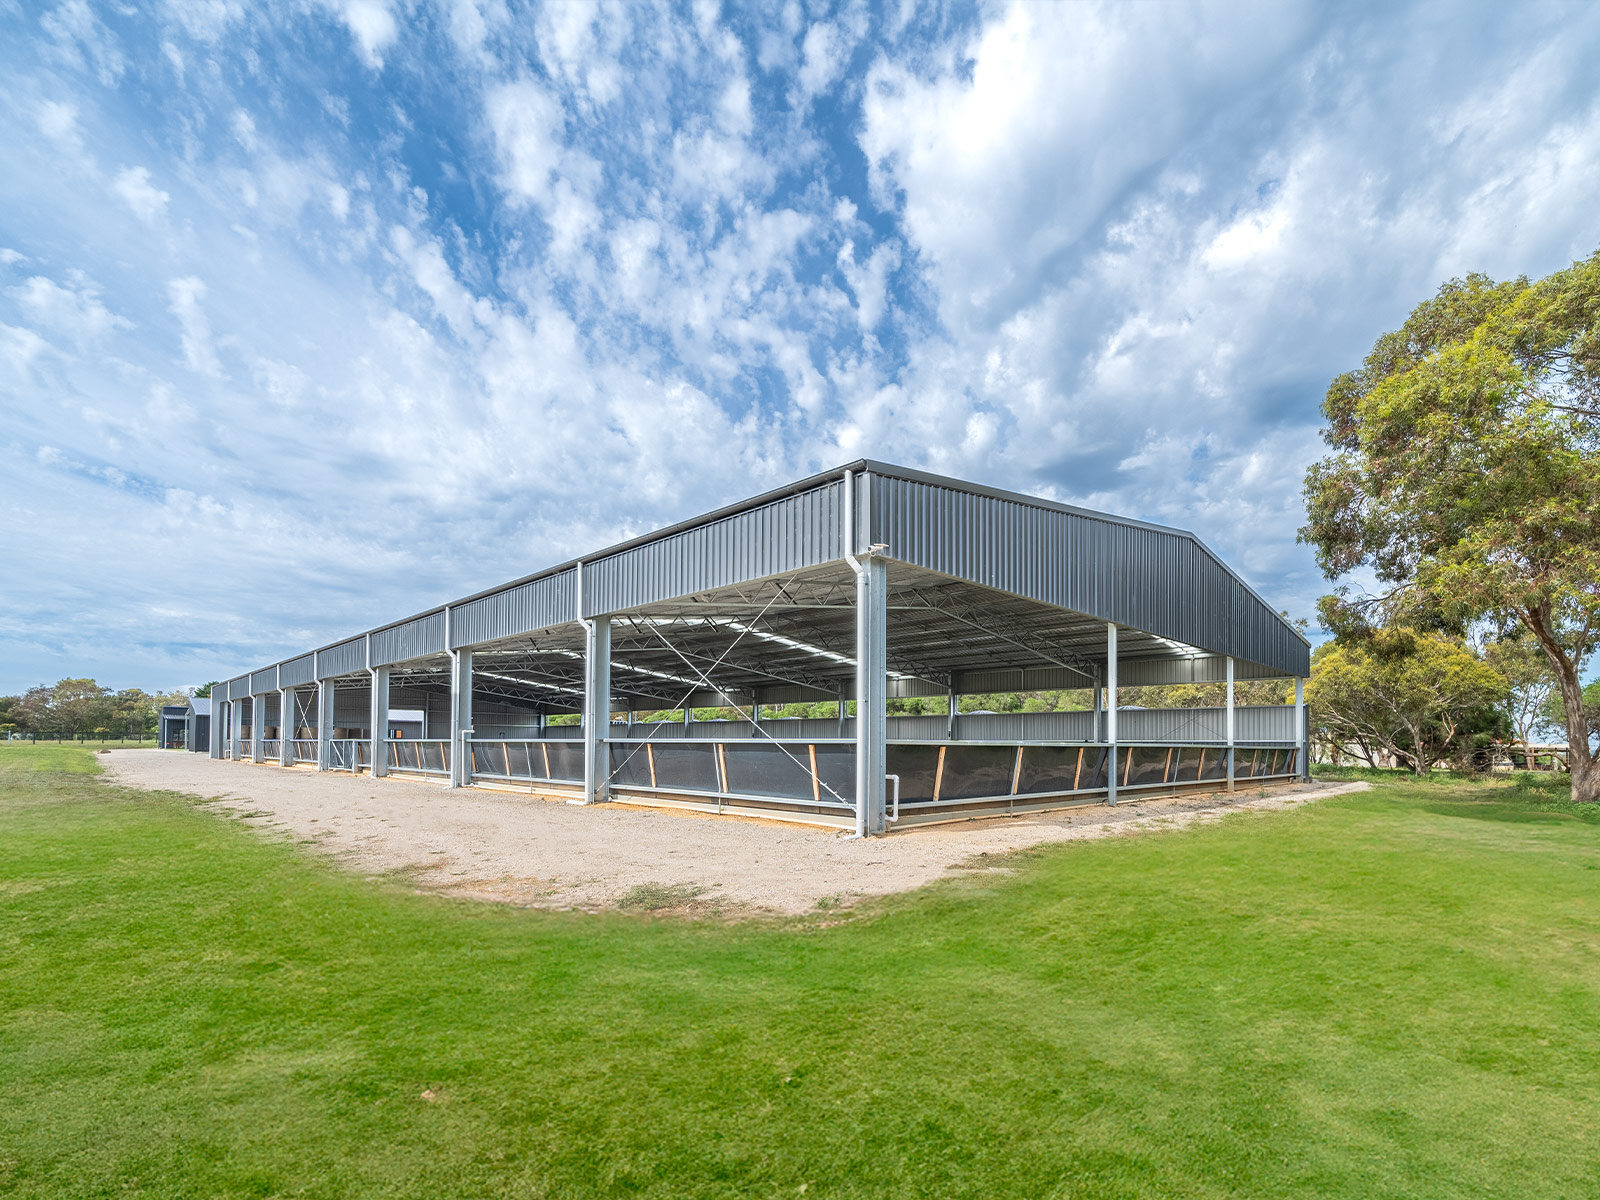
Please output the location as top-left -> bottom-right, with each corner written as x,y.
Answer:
581,615 -> 611,804
449,649 -> 473,788
1295,675 -> 1308,780
1106,623 -> 1119,806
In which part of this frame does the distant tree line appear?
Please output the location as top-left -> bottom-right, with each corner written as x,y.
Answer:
0,678 -> 211,742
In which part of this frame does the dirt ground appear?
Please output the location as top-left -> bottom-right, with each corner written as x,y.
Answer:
102,750 -> 1366,915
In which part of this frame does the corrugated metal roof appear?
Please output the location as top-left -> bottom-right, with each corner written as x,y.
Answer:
215,461 -> 1310,699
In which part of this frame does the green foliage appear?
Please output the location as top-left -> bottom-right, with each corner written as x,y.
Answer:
3,745 -> 1600,1197
1307,629 -> 1507,775
0,679 -> 173,740
1119,681 -> 1290,708
1301,248 -> 1600,798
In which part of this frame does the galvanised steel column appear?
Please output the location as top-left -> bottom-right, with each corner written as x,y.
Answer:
854,555 -> 888,836
1295,676 -> 1308,781
278,689 -> 293,765
316,679 -> 333,771
1106,623 -> 1119,806
370,666 -> 390,778
252,694 -> 266,762
1225,656 -> 1236,792
582,617 -> 611,804
209,699 -> 221,758
449,650 -> 473,787
946,690 -> 958,741
232,697 -> 244,760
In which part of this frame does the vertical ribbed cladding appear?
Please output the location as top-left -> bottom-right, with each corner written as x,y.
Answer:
451,570 -> 577,648
870,472 -> 1306,676
1237,704 -> 1298,742
226,677 -> 247,701
582,479 -> 845,615
248,668 -> 277,695
315,637 -> 367,678
370,610 -> 447,666
278,654 -> 316,687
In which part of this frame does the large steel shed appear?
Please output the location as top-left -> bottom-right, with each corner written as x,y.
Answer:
209,462 -> 1311,834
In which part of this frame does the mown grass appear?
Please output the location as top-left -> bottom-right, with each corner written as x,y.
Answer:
1,745 -> 1598,1198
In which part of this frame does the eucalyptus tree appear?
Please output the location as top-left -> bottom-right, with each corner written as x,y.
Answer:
1302,250 -> 1600,801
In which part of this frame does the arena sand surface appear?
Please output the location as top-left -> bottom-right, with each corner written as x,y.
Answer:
104,750 -> 1365,915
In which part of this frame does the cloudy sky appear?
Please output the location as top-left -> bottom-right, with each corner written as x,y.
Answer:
2,0 -> 1598,694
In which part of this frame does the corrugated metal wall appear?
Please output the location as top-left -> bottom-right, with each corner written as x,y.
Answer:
371,611 -> 446,666
868,473 -> 1308,677
451,572 -> 576,648
249,668 -> 277,695
526,706 -> 1293,745
279,654 -> 316,687
317,637 -> 366,678
583,480 -> 845,615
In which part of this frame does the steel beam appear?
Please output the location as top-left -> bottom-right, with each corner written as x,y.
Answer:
582,617 -> 611,804
278,689 -> 292,765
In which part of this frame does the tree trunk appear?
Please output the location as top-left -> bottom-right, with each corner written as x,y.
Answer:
1523,607 -> 1598,803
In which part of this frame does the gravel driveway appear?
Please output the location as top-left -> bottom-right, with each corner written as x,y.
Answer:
102,749 -> 1362,915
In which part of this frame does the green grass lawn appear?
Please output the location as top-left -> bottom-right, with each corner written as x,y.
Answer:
2,747 -> 1598,1198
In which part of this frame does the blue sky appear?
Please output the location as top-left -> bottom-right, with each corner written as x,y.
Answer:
2,0 -> 1599,695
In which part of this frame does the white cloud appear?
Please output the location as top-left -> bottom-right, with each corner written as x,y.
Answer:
161,0 -> 245,42
860,0 -> 1311,331
41,0 -> 125,84
35,100 -> 80,145
9,274 -> 131,343
113,167 -> 171,224
486,79 -> 571,207
837,239 -> 900,331
339,0 -> 398,68
166,276 -> 222,377
795,21 -> 844,102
